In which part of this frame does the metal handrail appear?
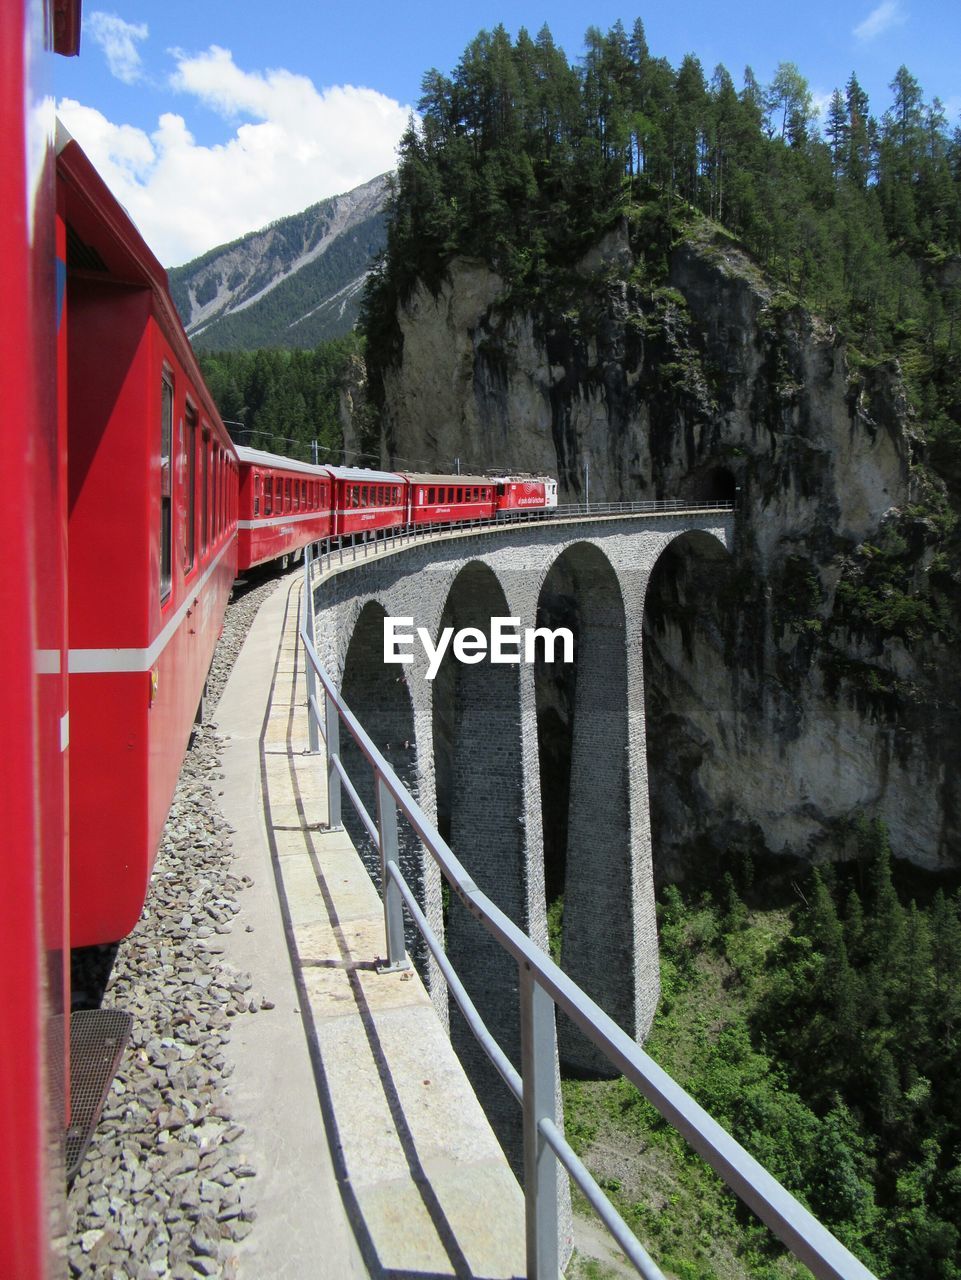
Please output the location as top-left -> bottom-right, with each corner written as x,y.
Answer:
306,498 -> 734,577
299,544 -> 876,1280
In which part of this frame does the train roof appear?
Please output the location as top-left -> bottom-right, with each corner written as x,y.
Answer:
325,465 -> 405,484
235,445 -> 328,477
401,473 -> 494,486
56,124 -> 230,450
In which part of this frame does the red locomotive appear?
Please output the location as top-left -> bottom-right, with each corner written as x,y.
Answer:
493,475 -> 559,511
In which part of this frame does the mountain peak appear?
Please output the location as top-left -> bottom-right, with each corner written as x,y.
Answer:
168,173 -> 389,350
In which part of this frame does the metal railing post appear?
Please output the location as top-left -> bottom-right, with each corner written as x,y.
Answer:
303,545 -> 320,754
519,962 -> 559,1280
325,693 -> 342,830
376,776 -> 409,972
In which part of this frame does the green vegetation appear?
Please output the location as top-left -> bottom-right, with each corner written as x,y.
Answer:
197,334 -> 372,462
563,832 -> 961,1278
362,20 -> 961,504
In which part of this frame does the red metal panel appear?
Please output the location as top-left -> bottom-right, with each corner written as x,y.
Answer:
0,2 -> 67,1276
496,480 -> 548,511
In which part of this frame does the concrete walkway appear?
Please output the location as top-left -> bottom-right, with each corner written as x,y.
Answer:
216,571 -> 526,1280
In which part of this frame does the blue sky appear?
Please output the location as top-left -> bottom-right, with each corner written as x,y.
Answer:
55,1 -> 961,267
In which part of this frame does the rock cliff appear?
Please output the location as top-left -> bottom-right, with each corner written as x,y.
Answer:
378,218 -> 960,876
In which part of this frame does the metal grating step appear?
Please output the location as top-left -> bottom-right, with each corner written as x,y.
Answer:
65,1008 -> 132,1182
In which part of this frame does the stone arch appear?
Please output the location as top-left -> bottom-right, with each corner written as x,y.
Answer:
431,560 -> 527,1165
642,527 -> 734,889
339,599 -> 425,967
534,541 -> 632,1075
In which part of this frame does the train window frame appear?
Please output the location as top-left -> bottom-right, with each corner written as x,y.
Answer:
254,472 -> 261,517
160,369 -> 174,604
201,428 -> 210,553
184,402 -> 197,574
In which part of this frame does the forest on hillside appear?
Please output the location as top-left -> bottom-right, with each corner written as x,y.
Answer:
197,335 -> 370,462
564,835 -> 961,1279
361,18 -> 961,505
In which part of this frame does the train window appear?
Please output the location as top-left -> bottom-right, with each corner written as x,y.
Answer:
264,473 -> 272,516
456,488 -> 463,502
254,473 -> 261,517
160,373 -> 173,601
214,446 -> 221,541
184,405 -> 197,572
201,431 -> 210,551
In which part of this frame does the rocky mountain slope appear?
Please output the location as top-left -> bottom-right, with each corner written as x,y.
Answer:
376,219 -> 960,877
168,175 -> 388,350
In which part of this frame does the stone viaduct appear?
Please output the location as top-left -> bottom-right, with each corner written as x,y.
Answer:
310,509 -> 733,1160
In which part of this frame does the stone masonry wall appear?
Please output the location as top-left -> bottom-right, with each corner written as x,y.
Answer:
310,513 -> 732,1168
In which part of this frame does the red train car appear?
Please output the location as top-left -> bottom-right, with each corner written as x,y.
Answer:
60,131 -> 238,947
3,3 -> 78,1275
328,464 -> 406,538
403,473 -> 497,525
236,445 -> 332,570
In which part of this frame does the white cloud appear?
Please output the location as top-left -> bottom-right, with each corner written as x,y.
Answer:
57,47 -> 412,266
853,0 -> 907,42
810,91 -> 834,123
86,11 -> 149,84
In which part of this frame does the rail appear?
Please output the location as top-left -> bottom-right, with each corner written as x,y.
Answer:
307,497 -> 734,577
299,543 -> 876,1280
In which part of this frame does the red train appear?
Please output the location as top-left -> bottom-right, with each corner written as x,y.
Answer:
4,5 -> 557,1272
235,456 -> 558,561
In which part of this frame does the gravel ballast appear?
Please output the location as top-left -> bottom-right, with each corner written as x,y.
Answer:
68,573 -> 287,1279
